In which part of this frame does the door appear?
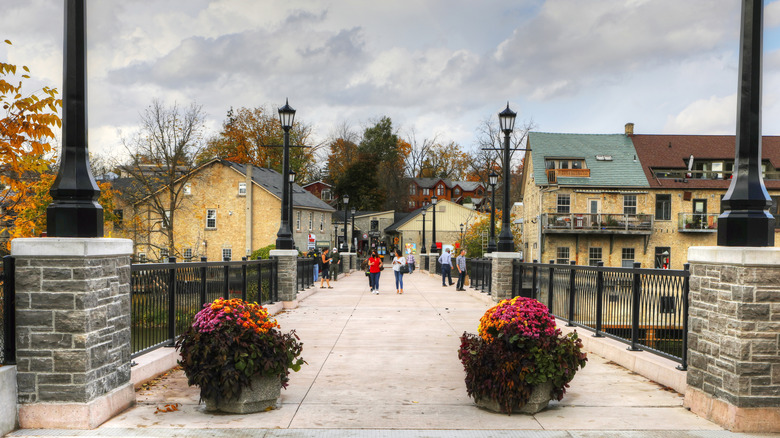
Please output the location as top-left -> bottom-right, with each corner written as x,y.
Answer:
588,198 -> 601,227
692,199 -> 707,229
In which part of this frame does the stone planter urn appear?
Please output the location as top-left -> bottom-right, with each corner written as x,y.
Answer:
474,381 -> 554,415
204,374 -> 282,414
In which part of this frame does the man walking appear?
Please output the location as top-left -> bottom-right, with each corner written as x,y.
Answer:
455,249 -> 467,291
438,248 -> 454,287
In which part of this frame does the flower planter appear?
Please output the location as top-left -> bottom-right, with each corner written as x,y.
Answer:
474,381 -> 553,414
204,374 -> 282,414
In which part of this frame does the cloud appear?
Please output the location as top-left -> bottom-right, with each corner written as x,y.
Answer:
664,94 -> 736,134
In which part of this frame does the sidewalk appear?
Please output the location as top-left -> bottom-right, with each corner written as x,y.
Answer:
7,269 -> 770,437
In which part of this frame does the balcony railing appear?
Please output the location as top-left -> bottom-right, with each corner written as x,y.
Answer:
542,213 -> 653,234
546,168 -> 590,183
678,213 -> 718,232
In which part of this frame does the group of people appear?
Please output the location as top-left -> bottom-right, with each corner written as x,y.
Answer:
437,248 -> 468,291
308,248 -> 341,289
363,249 -> 417,294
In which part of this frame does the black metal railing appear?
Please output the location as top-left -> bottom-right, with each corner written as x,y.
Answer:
130,256 -> 278,359
512,259 -> 689,368
297,257 -> 315,290
468,258 -> 492,295
1,255 -> 15,365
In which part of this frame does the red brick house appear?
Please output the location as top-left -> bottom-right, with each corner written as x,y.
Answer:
406,177 -> 486,211
302,180 -> 333,203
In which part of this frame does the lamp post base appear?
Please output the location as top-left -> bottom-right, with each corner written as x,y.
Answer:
717,211 -> 775,246
47,201 -> 103,238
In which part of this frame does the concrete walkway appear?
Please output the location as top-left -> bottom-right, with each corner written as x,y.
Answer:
7,269 -> 770,437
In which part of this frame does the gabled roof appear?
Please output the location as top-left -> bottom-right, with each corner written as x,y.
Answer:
222,161 -> 334,211
631,134 -> 780,189
302,180 -> 332,189
410,177 -> 484,191
528,132 -> 649,188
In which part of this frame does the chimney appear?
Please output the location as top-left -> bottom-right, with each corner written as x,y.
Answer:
625,122 -> 635,136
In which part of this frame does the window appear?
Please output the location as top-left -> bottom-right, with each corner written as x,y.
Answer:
571,160 -> 583,169
623,195 -> 637,215
308,212 -> 313,230
655,194 -> 671,220
422,188 -> 430,196
557,194 -> 570,213
320,213 -> 324,232
321,189 -> 332,200
621,248 -> 635,268
163,210 -> 172,229
206,209 -> 217,229
183,248 -> 192,261
296,211 -> 301,231
138,252 -> 147,263
588,247 -> 602,266
556,247 -> 569,264
437,185 -> 444,196
655,247 -> 671,269
238,182 -> 247,195
409,201 -> 416,209
183,183 -> 191,195
160,248 -> 169,261
222,248 -> 232,261
454,188 -> 461,196
409,184 -> 417,195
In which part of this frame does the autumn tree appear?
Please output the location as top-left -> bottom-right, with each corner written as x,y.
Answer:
404,128 -> 437,178
119,100 -> 207,259
356,117 -> 409,211
199,105 -> 319,182
324,122 -> 360,186
419,141 -> 470,180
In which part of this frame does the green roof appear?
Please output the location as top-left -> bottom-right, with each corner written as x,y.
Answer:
528,132 -> 649,188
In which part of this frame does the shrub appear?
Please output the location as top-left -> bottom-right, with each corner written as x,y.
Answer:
458,297 -> 587,414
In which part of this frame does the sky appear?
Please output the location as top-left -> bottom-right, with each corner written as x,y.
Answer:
4,0 -> 780,165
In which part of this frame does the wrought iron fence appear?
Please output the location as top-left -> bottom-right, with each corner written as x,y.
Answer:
131,256 -> 278,359
297,257 -> 316,290
467,258 -> 492,295
1,255 -> 15,365
512,259 -> 689,368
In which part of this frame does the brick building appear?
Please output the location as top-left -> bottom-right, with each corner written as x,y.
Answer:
406,177 -> 486,211
520,124 -> 780,268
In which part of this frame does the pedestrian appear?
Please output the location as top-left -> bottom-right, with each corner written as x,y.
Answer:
310,249 -> 319,282
406,251 -> 416,274
320,248 -> 334,289
456,249 -> 467,291
438,248 -> 454,287
368,250 -> 382,294
331,248 -> 341,278
392,248 -> 407,294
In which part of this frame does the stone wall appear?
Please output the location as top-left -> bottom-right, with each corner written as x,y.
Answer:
490,252 -> 522,302
270,250 -> 298,304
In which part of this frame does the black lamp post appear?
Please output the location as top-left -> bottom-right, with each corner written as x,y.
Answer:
497,103 -> 517,252
718,0 -> 775,246
421,208 -> 427,254
460,223 -> 465,249
341,195 -> 350,253
487,171 -> 498,253
275,99 -> 296,250
288,169 -> 296,250
350,207 -> 356,253
47,0 -> 103,237
430,195 -> 439,254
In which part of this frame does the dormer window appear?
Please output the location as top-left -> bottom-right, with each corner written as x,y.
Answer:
409,184 -> 417,195
437,185 -> 444,196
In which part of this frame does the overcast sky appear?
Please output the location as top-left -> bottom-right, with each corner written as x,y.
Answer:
4,0 -> 780,163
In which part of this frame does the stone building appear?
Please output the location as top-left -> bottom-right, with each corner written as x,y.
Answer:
116,159 -> 334,261
520,125 -> 780,268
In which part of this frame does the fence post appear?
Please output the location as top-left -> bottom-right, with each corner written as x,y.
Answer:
511,259 -> 518,298
594,261 -> 604,337
271,257 -> 278,302
629,261 -> 642,351
532,259 -> 538,300
199,256 -> 207,306
3,255 -> 16,365
241,256 -> 248,301
223,257 -> 230,299
677,263 -> 690,371
256,255 -> 263,304
167,256 -> 177,346
567,260 -> 576,326
548,260 -> 555,313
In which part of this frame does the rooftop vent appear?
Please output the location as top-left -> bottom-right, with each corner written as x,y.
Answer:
595,155 -> 613,161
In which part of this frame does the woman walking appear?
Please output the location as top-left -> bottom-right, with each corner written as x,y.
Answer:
392,249 -> 407,294
406,252 -> 416,274
320,248 -> 334,289
368,250 -> 382,294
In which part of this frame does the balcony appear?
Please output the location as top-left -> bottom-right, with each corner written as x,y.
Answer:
546,168 -> 590,184
542,213 -> 653,235
678,213 -> 718,232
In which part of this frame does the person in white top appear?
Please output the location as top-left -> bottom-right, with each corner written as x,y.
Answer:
392,248 -> 407,294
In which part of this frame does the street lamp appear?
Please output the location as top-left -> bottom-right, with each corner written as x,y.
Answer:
487,171 -> 498,253
430,195 -> 439,254
421,208 -> 427,255
460,223 -> 465,249
350,207 -> 356,253
275,99 -> 296,250
288,169 -> 296,250
341,195 -> 350,253
497,103 -> 517,252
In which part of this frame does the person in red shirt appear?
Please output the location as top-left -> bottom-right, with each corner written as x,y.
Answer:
368,250 -> 382,294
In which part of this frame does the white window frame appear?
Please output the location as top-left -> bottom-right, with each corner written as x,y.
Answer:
589,247 -> 602,266
222,248 -> 232,261
621,248 -> 635,267
409,184 -> 417,195
422,188 -> 430,196
206,209 -> 217,229
437,185 -> 444,196
183,248 -> 192,261
138,252 -> 147,263
557,194 -> 571,214
556,247 -> 569,264
296,211 -> 301,231
624,195 -> 637,215
238,182 -> 247,196
320,213 -> 324,232
183,183 -> 191,195
308,212 -> 313,231
160,248 -> 169,261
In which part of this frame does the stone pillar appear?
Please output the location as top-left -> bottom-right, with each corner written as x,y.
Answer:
490,252 -> 522,302
11,238 -> 134,429
685,246 -> 780,433
270,249 -> 298,308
